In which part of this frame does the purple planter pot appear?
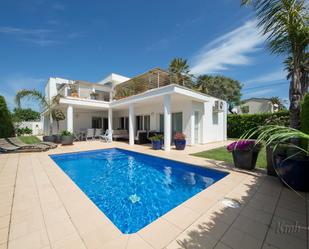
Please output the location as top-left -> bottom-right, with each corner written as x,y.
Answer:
174,139 -> 186,150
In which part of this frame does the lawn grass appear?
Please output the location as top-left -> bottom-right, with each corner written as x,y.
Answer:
192,146 -> 267,169
18,136 -> 41,144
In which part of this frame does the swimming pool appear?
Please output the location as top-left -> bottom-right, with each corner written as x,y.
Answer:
50,148 -> 228,234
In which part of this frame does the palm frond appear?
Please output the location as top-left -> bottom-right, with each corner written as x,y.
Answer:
15,89 -> 47,109
241,125 -> 309,154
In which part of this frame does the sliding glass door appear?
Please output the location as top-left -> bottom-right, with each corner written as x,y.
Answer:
135,115 -> 150,133
159,112 -> 183,142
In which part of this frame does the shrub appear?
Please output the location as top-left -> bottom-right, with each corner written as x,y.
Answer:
227,111 -> 289,138
300,93 -> 309,150
300,93 -> 309,135
16,127 -> 33,136
149,134 -> 163,142
174,132 -> 186,140
12,108 -> 40,122
61,130 -> 72,136
0,96 -> 14,138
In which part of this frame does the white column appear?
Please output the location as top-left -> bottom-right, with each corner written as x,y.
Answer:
108,108 -> 113,142
164,95 -> 171,151
129,104 -> 135,146
108,108 -> 113,131
67,105 -> 73,133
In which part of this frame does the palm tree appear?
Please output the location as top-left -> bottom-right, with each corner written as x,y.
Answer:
285,52 -> 309,99
15,89 -> 63,134
242,0 -> 309,129
270,96 -> 287,111
168,58 -> 192,87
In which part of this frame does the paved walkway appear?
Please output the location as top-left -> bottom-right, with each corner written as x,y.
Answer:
0,141 -> 307,249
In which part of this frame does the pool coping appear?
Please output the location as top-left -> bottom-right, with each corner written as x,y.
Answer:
48,147 -> 230,235
38,143 -> 261,249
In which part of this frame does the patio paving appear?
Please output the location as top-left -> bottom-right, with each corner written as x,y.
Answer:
0,141 -> 307,249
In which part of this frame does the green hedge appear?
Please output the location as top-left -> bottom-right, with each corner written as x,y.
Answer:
0,95 -> 14,138
227,111 -> 289,138
301,93 -> 309,135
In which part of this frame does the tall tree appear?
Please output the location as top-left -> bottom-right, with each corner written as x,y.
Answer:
241,0 -> 309,129
270,96 -> 287,111
285,52 -> 309,99
196,75 -> 242,111
0,96 -> 14,138
12,108 -> 40,122
168,58 -> 192,87
15,89 -> 63,134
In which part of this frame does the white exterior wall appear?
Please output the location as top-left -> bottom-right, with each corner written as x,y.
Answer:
15,121 -> 43,135
112,98 -> 226,145
43,109 -> 108,135
202,98 -> 227,143
45,77 -> 72,100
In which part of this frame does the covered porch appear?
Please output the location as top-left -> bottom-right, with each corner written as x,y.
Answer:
42,85 -> 227,151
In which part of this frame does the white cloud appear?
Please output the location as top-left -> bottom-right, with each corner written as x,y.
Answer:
0,26 -> 79,46
190,20 -> 265,75
245,69 -> 286,85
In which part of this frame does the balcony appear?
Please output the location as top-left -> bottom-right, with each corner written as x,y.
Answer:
58,80 -> 111,102
114,68 -> 173,100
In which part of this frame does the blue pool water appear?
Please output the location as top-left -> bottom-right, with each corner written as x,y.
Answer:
50,148 -> 228,233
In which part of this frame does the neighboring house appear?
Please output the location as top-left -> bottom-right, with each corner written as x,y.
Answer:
236,98 -> 279,114
41,68 -> 227,151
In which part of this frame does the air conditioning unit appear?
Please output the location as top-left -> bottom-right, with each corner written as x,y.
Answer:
213,100 -> 224,112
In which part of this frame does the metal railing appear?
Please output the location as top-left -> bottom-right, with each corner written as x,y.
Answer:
113,68 -> 193,100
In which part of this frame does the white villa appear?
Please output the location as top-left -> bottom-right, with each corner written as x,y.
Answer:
42,68 -> 227,151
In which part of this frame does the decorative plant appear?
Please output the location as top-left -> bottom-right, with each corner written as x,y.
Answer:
52,109 -> 65,134
70,84 -> 78,94
61,130 -> 72,136
174,132 -> 186,140
149,134 -> 163,142
242,125 -> 309,156
90,92 -> 99,100
227,140 -> 261,152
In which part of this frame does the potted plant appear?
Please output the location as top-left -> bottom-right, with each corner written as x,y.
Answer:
149,135 -> 163,150
246,125 -> 309,192
90,92 -> 99,100
227,140 -> 262,170
52,109 -> 65,144
174,132 -> 186,150
43,134 -> 55,142
61,130 -> 74,145
69,84 -> 79,97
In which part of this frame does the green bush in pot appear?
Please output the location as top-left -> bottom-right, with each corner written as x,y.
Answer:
60,130 -> 74,145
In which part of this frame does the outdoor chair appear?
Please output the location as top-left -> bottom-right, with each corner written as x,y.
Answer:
86,129 -> 95,140
94,128 -> 103,139
74,132 -> 81,141
99,130 -> 113,142
135,130 -> 148,144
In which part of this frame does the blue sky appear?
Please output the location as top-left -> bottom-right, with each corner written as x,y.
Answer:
0,0 -> 289,110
